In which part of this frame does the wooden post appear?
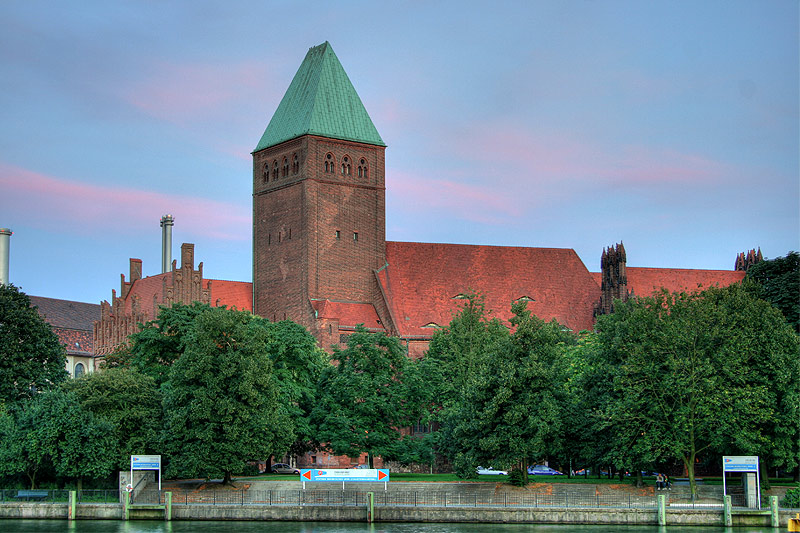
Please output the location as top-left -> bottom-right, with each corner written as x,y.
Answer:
657,494 -> 666,526
367,491 -> 374,523
123,491 -> 130,521
769,495 -> 778,528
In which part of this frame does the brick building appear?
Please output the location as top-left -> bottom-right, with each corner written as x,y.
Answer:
94,41 -> 749,360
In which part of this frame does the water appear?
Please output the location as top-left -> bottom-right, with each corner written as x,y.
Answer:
0,521 -> 780,533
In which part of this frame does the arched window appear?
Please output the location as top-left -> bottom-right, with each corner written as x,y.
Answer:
74,363 -> 85,378
272,161 -> 279,180
263,162 -> 268,183
341,156 -> 351,176
282,157 -> 289,177
292,154 -> 299,174
358,158 -> 368,179
324,153 -> 334,173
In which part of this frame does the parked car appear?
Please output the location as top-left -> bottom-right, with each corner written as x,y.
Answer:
528,465 -> 563,476
271,463 -> 300,474
574,468 -> 591,476
476,466 -> 508,476
352,464 -> 370,469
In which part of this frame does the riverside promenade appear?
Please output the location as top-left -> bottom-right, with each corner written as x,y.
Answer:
0,479 -> 796,527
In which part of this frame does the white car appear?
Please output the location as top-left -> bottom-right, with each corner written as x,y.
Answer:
476,466 -> 508,475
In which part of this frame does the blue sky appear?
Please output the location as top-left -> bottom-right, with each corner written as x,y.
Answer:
1,0 -> 797,304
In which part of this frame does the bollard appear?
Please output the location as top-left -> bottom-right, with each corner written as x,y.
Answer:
123,491 -> 130,521
657,494 -> 666,526
788,512 -> 800,532
165,491 -> 172,521
723,494 -> 732,527
68,491 -> 76,520
367,492 -> 374,523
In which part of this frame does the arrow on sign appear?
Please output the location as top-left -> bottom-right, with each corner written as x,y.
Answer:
378,470 -> 387,480
302,471 -> 312,480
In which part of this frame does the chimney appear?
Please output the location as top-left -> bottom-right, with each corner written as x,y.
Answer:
160,215 -> 174,274
0,228 -> 11,286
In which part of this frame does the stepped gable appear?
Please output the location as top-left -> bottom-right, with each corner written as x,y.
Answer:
626,267 -> 745,298
255,41 -> 385,151
380,241 -> 602,339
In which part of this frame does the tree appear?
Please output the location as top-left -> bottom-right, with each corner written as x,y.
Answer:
266,320 -> 329,468
435,302 -> 574,480
0,389 -> 115,489
593,284 -> 800,498
746,251 -> 799,332
0,284 -> 67,404
104,302 -> 212,385
161,306 -> 293,484
414,292 -> 510,474
313,326 -> 418,467
62,367 -> 162,470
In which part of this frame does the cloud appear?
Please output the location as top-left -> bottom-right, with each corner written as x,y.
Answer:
0,163 -> 250,241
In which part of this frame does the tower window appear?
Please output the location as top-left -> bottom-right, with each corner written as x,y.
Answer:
272,161 -> 278,180
358,158 -> 368,179
292,154 -> 299,174
282,157 -> 289,177
342,156 -> 351,176
335,230 -> 341,240
263,162 -> 268,183
324,153 -> 334,173
353,232 -> 358,242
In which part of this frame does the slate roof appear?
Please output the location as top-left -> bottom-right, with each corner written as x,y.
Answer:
380,241 -> 602,337
29,296 -> 100,355
626,267 -> 745,298
254,41 -> 385,151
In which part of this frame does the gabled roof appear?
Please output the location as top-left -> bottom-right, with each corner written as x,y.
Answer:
626,267 -> 745,298
255,41 -> 385,151
379,242 -> 602,337
30,295 -> 100,331
311,299 -> 382,330
120,274 -> 253,317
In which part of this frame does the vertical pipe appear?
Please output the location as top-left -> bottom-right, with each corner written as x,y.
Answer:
0,228 -> 12,286
160,215 -> 174,274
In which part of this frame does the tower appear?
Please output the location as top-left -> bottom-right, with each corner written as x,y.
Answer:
597,242 -> 628,315
252,42 -> 387,336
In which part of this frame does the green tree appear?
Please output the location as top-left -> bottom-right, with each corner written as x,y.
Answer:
266,320 -> 329,468
161,306 -> 293,484
440,303 -> 573,480
62,367 -> 162,470
313,327 -> 417,467
0,389 -> 115,489
745,251 -> 799,332
0,284 -> 67,404
104,302 -> 212,385
593,284 -> 799,498
415,293 -> 510,475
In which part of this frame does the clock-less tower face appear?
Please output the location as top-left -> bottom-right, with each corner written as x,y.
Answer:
252,42 -> 386,330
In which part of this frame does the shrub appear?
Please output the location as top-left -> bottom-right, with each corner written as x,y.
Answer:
509,469 -> 526,487
782,484 -> 800,508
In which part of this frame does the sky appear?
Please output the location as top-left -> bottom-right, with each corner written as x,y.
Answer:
1,0 -> 798,304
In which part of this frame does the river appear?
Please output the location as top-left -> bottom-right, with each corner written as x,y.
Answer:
0,521 -> 781,533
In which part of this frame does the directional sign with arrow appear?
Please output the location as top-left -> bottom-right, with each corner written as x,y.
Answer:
300,468 -> 389,482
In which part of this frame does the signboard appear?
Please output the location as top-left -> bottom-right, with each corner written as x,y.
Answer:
301,468 -> 389,483
723,456 -> 758,473
130,455 -> 162,491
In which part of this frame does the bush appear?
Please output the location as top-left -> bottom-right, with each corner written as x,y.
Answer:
782,484 -> 800,508
509,469 -> 526,487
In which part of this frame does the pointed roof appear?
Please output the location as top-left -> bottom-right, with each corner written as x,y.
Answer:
255,42 -> 385,151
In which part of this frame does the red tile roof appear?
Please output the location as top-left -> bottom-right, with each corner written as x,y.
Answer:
29,296 -> 100,355
311,299 -> 382,330
381,241 -> 601,337
626,267 -> 745,298
210,280 -> 253,312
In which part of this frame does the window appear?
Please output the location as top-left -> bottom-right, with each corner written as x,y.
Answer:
335,230 -> 341,240
358,158 -> 368,179
74,363 -> 85,378
263,162 -> 268,183
292,153 -> 299,174
272,161 -> 278,180
341,156 -> 351,176
282,157 -> 289,177
353,232 -> 358,242
324,153 -> 334,173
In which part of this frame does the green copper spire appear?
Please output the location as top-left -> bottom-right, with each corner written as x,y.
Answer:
255,42 -> 385,151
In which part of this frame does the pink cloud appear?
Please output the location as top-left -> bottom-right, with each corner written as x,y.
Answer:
387,169 -> 521,225
0,163 -> 250,241
119,60 -> 280,125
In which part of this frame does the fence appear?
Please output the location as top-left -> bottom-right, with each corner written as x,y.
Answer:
0,489 -> 119,504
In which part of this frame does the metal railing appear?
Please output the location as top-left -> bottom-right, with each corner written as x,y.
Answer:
0,489 -> 119,504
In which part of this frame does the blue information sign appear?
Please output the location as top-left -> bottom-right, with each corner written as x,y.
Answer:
301,468 -> 389,483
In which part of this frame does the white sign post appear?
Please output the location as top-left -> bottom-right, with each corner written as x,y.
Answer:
131,455 -> 162,491
722,456 -> 760,509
